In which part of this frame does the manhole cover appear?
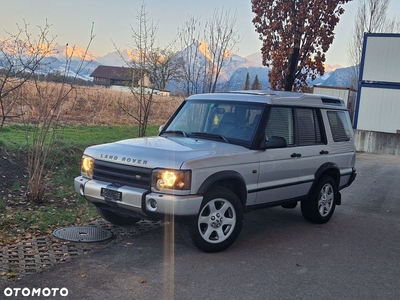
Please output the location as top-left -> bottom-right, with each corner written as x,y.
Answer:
53,226 -> 113,242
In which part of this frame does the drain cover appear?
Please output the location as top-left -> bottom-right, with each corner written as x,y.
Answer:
53,226 -> 113,242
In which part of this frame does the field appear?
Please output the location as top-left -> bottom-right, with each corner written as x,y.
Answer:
0,84 -> 184,245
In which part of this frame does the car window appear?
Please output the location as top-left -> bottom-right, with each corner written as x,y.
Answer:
296,108 -> 323,145
327,111 -> 351,142
165,100 -> 264,147
265,107 -> 294,145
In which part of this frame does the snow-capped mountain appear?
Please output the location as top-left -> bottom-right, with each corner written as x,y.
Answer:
52,45 -> 99,62
0,38 -> 353,89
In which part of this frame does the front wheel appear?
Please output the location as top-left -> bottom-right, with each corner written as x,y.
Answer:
181,187 -> 244,253
301,175 -> 337,224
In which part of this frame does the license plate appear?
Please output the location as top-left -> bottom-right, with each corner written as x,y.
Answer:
101,188 -> 122,201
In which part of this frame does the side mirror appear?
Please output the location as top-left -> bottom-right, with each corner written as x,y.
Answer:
264,136 -> 287,149
158,125 -> 164,134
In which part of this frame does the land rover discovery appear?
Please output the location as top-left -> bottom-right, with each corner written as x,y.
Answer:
75,91 -> 357,252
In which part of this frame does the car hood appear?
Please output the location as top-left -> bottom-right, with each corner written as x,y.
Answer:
84,136 -> 252,169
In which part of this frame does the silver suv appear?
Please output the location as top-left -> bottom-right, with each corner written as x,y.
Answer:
75,91 -> 357,252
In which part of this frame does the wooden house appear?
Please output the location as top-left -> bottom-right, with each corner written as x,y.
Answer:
90,65 -> 150,89
90,65 -> 170,96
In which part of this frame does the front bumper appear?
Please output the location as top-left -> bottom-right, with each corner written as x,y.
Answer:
74,176 -> 203,218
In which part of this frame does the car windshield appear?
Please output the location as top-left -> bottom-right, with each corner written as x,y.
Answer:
162,100 -> 264,147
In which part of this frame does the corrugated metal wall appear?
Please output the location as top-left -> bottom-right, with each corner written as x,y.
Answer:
356,87 -> 400,133
312,86 -> 357,122
354,33 -> 400,134
361,36 -> 400,83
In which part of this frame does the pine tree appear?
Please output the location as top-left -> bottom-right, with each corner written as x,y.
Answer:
251,75 -> 262,90
243,72 -> 250,90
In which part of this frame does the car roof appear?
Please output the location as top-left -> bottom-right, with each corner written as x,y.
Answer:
186,90 -> 347,109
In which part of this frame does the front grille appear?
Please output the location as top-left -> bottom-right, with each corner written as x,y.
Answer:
93,160 -> 152,190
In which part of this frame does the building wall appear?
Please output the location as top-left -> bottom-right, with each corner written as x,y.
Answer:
313,86 -> 351,107
354,130 -> 400,156
361,35 -> 400,83
312,86 -> 357,121
356,86 -> 400,133
354,33 -> 400,134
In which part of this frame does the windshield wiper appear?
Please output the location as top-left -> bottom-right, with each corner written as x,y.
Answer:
190,132 -> 228,143
161,130 -> 187,137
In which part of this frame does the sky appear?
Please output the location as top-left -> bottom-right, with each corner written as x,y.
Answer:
1,0 -> 399,67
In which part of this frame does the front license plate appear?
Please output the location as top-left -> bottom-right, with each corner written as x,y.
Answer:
101,188 -> 122,201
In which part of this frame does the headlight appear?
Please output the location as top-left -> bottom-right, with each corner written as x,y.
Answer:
152,169 -> 191,193
81,155 -> 94,178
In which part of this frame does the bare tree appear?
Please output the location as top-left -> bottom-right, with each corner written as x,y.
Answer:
0,21 -> 55,130
348,0 -> 400,88
203,8 -> 240,93
115,2 -> 182,137
145,47 -> 183,91
178,9 -> 240,95
4,22 -> 96,203
243,72 -> 250,90
178,16 -> 205,96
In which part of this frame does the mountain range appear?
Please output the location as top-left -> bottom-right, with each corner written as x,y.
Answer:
11,42 -> 355,91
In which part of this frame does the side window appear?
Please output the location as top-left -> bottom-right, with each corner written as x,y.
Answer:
265,107 -> 294,145
296,108 -> 323,145
327,111 -> 351,142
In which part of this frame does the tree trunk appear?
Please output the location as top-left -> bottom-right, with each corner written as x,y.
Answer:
284,47 -> 300,91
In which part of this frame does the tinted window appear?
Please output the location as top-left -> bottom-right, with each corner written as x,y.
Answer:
327,111 -> 351,142
265,107 -> 294,145
296,108 -> 323,145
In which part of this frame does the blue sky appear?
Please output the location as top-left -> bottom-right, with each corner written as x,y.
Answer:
1,0 -> 399,66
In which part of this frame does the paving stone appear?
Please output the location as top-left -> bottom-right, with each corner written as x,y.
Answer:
0,219 -> 164,281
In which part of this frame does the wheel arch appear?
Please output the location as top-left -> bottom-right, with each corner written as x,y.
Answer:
310,162 -> 340,194
197,171 -> 247,207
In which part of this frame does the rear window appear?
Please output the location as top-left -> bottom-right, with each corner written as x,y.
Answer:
327,111 -> 352,142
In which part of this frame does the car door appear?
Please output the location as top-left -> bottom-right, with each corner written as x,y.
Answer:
254,106 -> 304,205
294,107 -> 328,195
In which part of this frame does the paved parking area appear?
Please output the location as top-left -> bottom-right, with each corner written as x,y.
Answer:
1,153 -> 399,300
0,220 -> 163,280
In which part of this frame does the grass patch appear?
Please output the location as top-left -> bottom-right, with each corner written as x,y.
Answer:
12,181 -> 20,190
0,197 -> 99,244
0,124 -> 160,246
0,200 -> 5,212
0,124 -> 160,150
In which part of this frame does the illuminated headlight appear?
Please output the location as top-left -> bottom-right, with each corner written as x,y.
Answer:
152,169 -> 191,193
81,155 -> 94,178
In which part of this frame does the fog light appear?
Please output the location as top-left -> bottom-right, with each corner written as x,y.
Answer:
148,199 -> 158,211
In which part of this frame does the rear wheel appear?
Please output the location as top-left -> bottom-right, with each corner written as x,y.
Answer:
181,187 -> 244,253
96,207 -> 142,226
301,175 -> 337,224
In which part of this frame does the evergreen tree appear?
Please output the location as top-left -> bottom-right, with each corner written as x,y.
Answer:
251,75 -> 262,90
243,72 -> 250,90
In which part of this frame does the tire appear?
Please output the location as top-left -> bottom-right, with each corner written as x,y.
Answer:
96,207 -> 142,226
181,186 -> 244,253
301,175 -> 337,224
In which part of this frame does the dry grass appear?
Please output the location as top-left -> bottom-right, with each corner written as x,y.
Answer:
4,81 -> 184,126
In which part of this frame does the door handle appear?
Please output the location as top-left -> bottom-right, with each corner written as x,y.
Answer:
319,150 -> 329,155
291,153 -> 302,158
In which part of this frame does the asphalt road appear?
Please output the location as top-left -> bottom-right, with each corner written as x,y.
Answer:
1,153 -> 400,300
